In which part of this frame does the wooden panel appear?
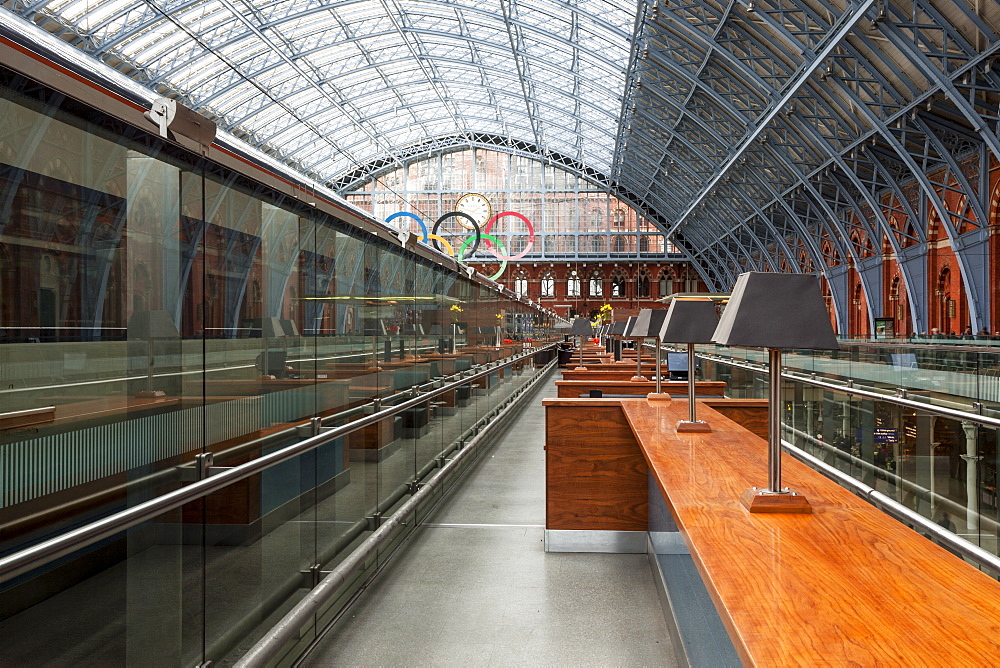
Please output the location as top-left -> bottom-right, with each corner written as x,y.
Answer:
346,417 -> 394,450
544,402 -> 647,531
0,406 -> 55,432
702,399 -> 768,439
620,400 -> 1000,667
556,379 -> 727,398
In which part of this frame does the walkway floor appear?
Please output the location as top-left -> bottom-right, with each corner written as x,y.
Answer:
304,375 -> 677,666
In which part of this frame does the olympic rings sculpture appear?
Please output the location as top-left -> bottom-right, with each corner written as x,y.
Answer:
384,209 -> 535,280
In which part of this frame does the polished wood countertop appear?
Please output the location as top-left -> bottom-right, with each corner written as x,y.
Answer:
616,398 -> 1000,666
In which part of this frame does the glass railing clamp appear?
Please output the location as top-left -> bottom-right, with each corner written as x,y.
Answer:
299,564 -> 330,589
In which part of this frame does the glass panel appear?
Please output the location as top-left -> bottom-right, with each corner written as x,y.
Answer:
0,67 -> 556,665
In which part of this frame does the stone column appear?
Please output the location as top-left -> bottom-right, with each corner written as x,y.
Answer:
911,414 -> 936,515
961,421 -> 981,533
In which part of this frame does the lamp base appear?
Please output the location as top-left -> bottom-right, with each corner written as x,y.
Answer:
574,365 -> 589,371
676,420 -> 711,433
630,375 -> 647,382
739,487 -> 812,514
646,393 -> 672,402
135,390 -> 166,399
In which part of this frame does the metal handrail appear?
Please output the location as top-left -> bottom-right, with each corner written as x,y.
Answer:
1,361 -> 451,537
651,343 -> 1000,574
672,345 -> 1000,430
236,354 -> 557,667
0,344 -> 555,584
783,424 -> 999,534
782,439 -> 1000,576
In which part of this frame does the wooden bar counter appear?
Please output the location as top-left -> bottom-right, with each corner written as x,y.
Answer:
555,379 -> 726,398
544,397 -> 1000,666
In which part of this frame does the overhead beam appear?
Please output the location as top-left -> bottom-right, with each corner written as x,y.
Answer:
665,0 -> 878,238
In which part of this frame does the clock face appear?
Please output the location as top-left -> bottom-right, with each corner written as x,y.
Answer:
455,193 -> 493,229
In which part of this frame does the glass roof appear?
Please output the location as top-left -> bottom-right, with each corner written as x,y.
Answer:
14,0 -> 633,182
5,0 -> 1000,314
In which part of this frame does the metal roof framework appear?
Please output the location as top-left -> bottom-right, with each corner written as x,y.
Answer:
4,0 -> 1000,332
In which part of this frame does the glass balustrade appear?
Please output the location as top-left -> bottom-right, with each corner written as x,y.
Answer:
0,67 -> 559,664
681,343 -> 1000,565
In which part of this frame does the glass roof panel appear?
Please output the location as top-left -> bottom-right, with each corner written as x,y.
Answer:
11,0 -> 632,181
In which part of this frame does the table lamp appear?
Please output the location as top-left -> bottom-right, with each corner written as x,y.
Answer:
600,324 -> 612,353
568,317 -> 594,370
253,317 -> 286,378
712,272 -> 838,513
607,320 -> 628,361
622,315 -> 648,381
127,309 -> 180,397
659,298 -> 719,426
629,309 -> 669,394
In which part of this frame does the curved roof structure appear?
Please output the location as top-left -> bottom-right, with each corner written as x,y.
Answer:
5,0 -> 1000,330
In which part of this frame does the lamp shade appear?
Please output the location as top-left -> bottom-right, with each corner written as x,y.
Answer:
712,272 -> 839,349
626,309 -> 669,338
127,310 -> 180,339
607,320 -> 628,336
569,318 -> 593,336
621,316 -> 638,337
660,298 -> 719,343
279,319 -> 299,337
251,317 -> 285,338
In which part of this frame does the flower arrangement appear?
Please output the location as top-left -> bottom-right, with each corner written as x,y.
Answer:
597,303 -> 613,324
449,304 -> 463,322
495,313 -> 503,320
502,338 -> 514,344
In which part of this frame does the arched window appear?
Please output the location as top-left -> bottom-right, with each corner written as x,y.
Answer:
513,270 -> 528,296
611,271 -> 626,298
658,270 -> 672,298
567,270 -> 581,297
636,270 -> 650,298
589,271 -> 603,297
540,272 -> 555,297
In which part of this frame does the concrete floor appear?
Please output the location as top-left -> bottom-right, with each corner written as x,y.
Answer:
303,377 -> 676,667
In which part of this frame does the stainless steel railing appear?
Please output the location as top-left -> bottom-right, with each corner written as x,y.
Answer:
782,440 -> 1000,576
235,351 -> 557,667
682,346 -> 1000,575
673,344 -> 1000,429
0,344 -> 555,584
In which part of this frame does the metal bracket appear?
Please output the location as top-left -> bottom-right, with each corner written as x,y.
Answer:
406,480 -> 425,495
299,563 -> 331,589
364,512 -> 383,531
896,388 -> 908,399
178,453 -> 232,482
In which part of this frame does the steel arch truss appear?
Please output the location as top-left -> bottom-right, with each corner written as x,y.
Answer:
614,0 -> 1000,332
